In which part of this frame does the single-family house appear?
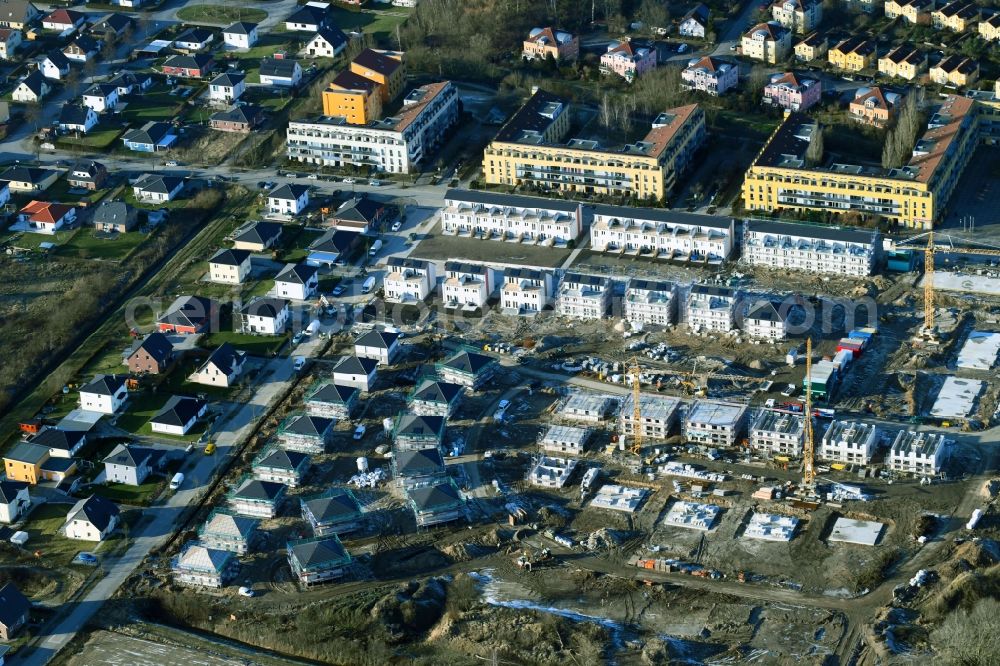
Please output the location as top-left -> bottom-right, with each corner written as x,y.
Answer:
301,490 -> 364,536
763,71 -> 821,111
0,0 -> 39,30
0,481 -> 30,524
190,343 -> 246,387
681,56 -> 738,95
223,21 -> 258,49
102,443 -> 153,486
4,443 -> 49,485
149,396 -> 207,436
1,166 -> 57,192
435,349 -> 496,389
408,378 -> 463,417
11,70 -> 48,102
0,27 -> 21,59
198,509 -> 259,554
304,26 -> 348,58
276,413 -> 334,454
208,71 -> 246,104
57,103 -> 98,134
122,122 -> 178,152
208,247 -> 252,284
174,27 -> 214,51
828,36 -> 877,71
90,12 -> 133,38
209,104 -> 265,132
68,160 -> 108,191
324,196 -> 388,233
305,229 -> 363,267
238,297 -> 290,335
267,183 -> 309,216
600,39 -> 657,82
522,26 -> 579,62
354,329 -> 401,365
17,200 -> 76,233
393,413 -> 446,453
285,5 -> 329,33
108,71 -> 152,97
331,355 -> 377,391
287,535 -> 352,586
157,295 -> 217,334
227,476 -> 286,518
304,381 -> 358,419
30,427 -> 86,457
79,374 -> 128,414
126,331 -> 173,374
253,446 -> 310,487
92,201 -> 138,233
132,173 -> 185,201
0,583 -> 30,641
41,50 -> 71,80
232,221 -> 282,252
259,57 -> 302,87
81,84 -> 119,113
274,262 -> 318,300
64,495 -> 120,541
63,34 -> 99,62
392,447 -> 446,487
173,542 -> 238,588
407,479 -> 466,527
42,8 -> 84,32
678,4 -> 710,38
161,53 -> 214,78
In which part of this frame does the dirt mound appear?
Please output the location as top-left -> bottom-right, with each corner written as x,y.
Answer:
0,566 -> 59,598
920,564 -> 1000,621
371,578 -> 448,642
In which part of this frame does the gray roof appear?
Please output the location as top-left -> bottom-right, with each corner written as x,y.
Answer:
395,414 -> 445,438
162,53 -> 213,70
92,12 -> 132,33
240,297 -> 288,319
66,495 -> 120,532
203,343 -> 245,376
355,329 -> 399,350
209,247 -> 251,266
224,21 -> 258,35
150,396 -> 205,427
446,187 -> 581,213
287,536 -> 350,570
306,382 -> 357,405
80,374 -> 125,396
158,295 -> 215,329
58,103 -> 93,126
269,183 -> 309,201
0,582 -> 30,629
210,104 -> 264,126
441,350 -> 494,374
0,0 -> 39,24
332,355 -> 377,376
745,219 -> 877,245
594,204 -> 733,230
131,332 -> 173,364
102,443 -> 153,468
124,122 -> 175,147
233,221 -> 282,246
5,442 -> 48,465
310,26 -> 347,50
44,50 -> 70,69
302,490 -> 361,522
411,379 -> 462,405
175,27 -> 213,44
394,447 -> 445,476
30,427 -> 85,453
310,229 -> 361,254
201,509 -> 258,539
286,5 -> 327,26
260,57 -> 299,79
92,201 -> 134,226
133,173 -> 184,195
255,447 -> 309,472
275,262 -> 317,284
210,71 -> 245,88
0,480 -> 27,504
408,481 -> 462,511
282,413 -> 333,437
1,165 -> 52,185
746,300 -> 783,323
17,71 -> 47,96
232,478 -> 286,502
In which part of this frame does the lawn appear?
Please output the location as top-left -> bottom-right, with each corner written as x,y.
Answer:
200,330 -> 286,357
89,478 -> 165,506
158,356 -> 242,399
120,87 -> 185,124
113,390 -> 171,434
23,503 -> 88,564
58,230 -> 149,261
328,6 -> 412,43
2,228 -> 77,250
243,278 -> 274,299
175,5 -> 267,24
55,124 -> 125,151
43,178 -> 111,205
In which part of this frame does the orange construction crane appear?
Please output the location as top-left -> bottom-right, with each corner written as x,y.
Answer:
630,357 -> 642,455
802,337 -> 815,490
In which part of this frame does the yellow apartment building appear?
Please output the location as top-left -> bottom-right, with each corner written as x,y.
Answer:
349,48 -> 405,103
932,1 -> 979,32
321,70 -> 383,124
828,36 -> 876,71
885,0 -> 934,25
794,32 -> 827,61
930,55 -> 979,87
877,44 -> 927,80
741,22 -> 792,64
979,15 -> 1000,41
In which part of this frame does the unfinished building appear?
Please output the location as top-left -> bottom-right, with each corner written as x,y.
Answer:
407,479 -> 467,527
888,430 -> 949,475
172,543 -> 239,588
624,279 -> 676,326
749,409 -> 804,457
819,420 -> 879,465
620,393 -> 680,441
590,484 -> 648,512
956,331 -> 1000,370
287,535 -> 352,587
663,501 -> 721,531
744,512 -> 798,541
930,376 -> 984,421
556,272 -> 613,319
539,424 -> 591,455
829,517 -> 884,546
528,456 -> 579,488
687,284 -> 738,332
558,391 -> 618,424
684,400 -> 748,447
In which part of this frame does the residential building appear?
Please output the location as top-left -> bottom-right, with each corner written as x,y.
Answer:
624,279 -> 676,326
79,374 -> 127,414
741,96 -> 981,229
285,5 -> 329,32
324,196 -> 389,233
384,257 -> 437,303
267,183 -> 310,216
173,543 -> 238,588
12,71 -> 48,102
620,393 -> 680,441
237,297 -> 290,336
794,32 -> 827,61
157,295 -> 216,334
322,70 -> 382,124
58,102 -> 98,134
932,1 -> 979,32
41,51 -> 70,80
133,173 -> 185,201
678,4 -> 710,38
0,0 -> 39,30
539,424 -> 590,456
227,477 -> 286,518
108,71 -> 152,96
849,86 -> 902,127
885,0 -> 933,24
407,480 -> 466,527
742,219 -> 880,276
259,57 -> 302,87
980,14 -> 1000,41
1,166 -> 56,192
68,161 -> 108,191
408,377 -> 463,417
559,392 -> 618,424
687,284 -> 738,332
277,413 -> 334,454
208,72 -> 246,104
442,262 -> 497,309
63,34 -> 99,63
350,48 -> 405,103
441,189 -> 583,244
305,229 -> 363,267
17,200 -> 75,233
198,509 -> 259,554
208,248 -> 252,284
30,428 -> 85,458
301,490 -> 364,536
828,36 -> 876,71
304,381 -> 358,419
90,13 -> 133,38
930,55 -> 979,87
684,400 -> 749,447
102,443 -> 153,486
743,301 -> 788,341
174,27 -> 214,51
354,329 -> 401,365
253,446 -> 310,488
304,26 -> 348,58
888,431 -> 949,474
65,495 -> 119,541
557,272 -> 612,319
0,481 -> 30,524
223,21 -> 258,49
122,122 -> 178,152
522,26 -> 578,62
127,332 -> 173,374
500,267 -> 553,314
392,447 -> 446,487
0,27 -> 21,59
590,205 -> 734,261
233,221 -> 282,251
819,420 -> 879,464
0,583 -> 29,641
681,56 -> 739,96
161,53 -> 214,78
529,456 -> 578,488
749,409 -> 804,456
600,39 -> 657,82
274,262 -> 318,300
741,22 -> 792,64
771,0 -> 823,34
394,414 -> 446,453
331,355 -> 377,391
435,349 -> 496,389
878,44 -> 927,80
4,443 -> 49,484
287,535 -> 352,586
189,343 -> 246,387
763,72 -> 821,111
82,84 -> 119,113
287,81 -> 459,174
210,104 -> 266,132
482,89 -> 706,201
149,396 -> 206,436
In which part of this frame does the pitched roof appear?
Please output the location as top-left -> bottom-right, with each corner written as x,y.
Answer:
209,247 -> 251,266
17,71 -> 46,96
411,379 -> 462,405
441,350 -> 494,374
5,442 -> 49,465
102,443 -> 153,468
682,3 -> 710,24
124,122 -> 175,147
210,71 -> 245,88
255,447 -> 309,472
395,413 -> 445,438
44,49 -> 70,69
66,495 -> 120,531
0,480 -> 27,504
281,413 -> 333,437
408,481 -> 462,511
332,355 -> 377,376
851,85 -> 896,110
832,35 -> 876,56
84,83 -> 118,98
133,173 -> 183,195
150,395 -> 205,427
288,536 -> 350,569
0,0 -> 39,24
685,56 -> 731,73
747,22 -> 787,40
203,342 -> 245,376
286,5 -> 327,26
302,490 -> 362,522
305,381 -> 358,405
310,25 -> 347,50
352,48 -> 402,76
275,262 -> 317,284
233,221 -> 282,246
80,374 -> 125,396
268,183 -> 309,200
232,478 -> 286,502
131,332 -> 173,364
58,103 -> 93,126
92,201 -> 135,226
92,12 -> 132,33
0,582 -> 30,629
67,34 -> 99,54
882,44 -> 924,65
19,200 -> 74,224
44,8 -> 83,25
176,543 -> 234,573
158,295 -> 215,329
394,447 -> 445,476
745,218 -> 877,244
746,300 -> 783,323
175,27 -> 214,44
0,27 -> 16,42
30,427 -> 85,452
260,57 -> 299,78
224,21 -> 258,35
309,229 -> 361,254
355,329 -> 399,350
210,104 -> 264,126
240,297 -> 288,319
163,53 -> 213,70
934,54 -> 977,74
201,509 -> 258,538
330,195 -> 384,223
1,165 -> 52,184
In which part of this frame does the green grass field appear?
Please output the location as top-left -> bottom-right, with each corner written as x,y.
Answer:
58,230 -> 149,261
120,87 -> 186,124
2,229 -> 77,250
89,478 -> 165,506
328,6 -> 411,43
23,503 -> 86,564
175,5 -> 267,24
200,330 -> 286,356
55,124 -> 125,151
114,391 -> 171,433
42,179 -> 111,205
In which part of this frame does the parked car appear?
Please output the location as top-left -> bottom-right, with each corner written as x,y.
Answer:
353,424 -> 366,440
369,179 -> 381,187
498,399 -> 511,410
391,220 -> 402,232
169,472 -> 184,490
292,332 -> 304,345
307,173 -> 318,180
293,356 -> 306,372
76,552 -> 97,564
238,586 -> 255,597
332,285 -> 346,297
165,160 -> 179,167
781,384 -> 797,397
342,177 -> 356,184
204,442 -> 217,455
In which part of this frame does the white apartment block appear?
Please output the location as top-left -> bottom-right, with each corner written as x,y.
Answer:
442,261 -> 497,309
620,393 -> 680,441
687,284 -> 738,332
743,301 -> 788,342
286,81 -> 459,174
500,267 -> 553,314
557,272 -> 613,319
743,220 -> 879,276
819,420 -> 879,465
685,400 -> 748,447
591,205 -> 734,262
384,257 -> 436,303
624,279 -> 676,327
888,430 -> 949,475
441,189 -> 583,244
539,424 -> 591,455
750,409 -> 804,456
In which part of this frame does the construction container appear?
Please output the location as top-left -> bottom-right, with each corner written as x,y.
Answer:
836,339 -> 864,357
848,329 -> 874,345
833,349 -> 853,372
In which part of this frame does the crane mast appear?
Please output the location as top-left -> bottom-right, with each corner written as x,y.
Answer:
630,357 -> 642,455
924,231 -> 935,335
802,337 -> 815,490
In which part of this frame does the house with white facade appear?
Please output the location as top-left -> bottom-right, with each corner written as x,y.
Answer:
227,476 -> 286,518
223,22 -> 258,49
678,4 -> 710,38
408,378 -> 463,417
684,400 -> 748,447
557,272 -> 612,319
442,189 -> 583,244
304,26 -> 348,58
742,220 -> 880,277
208,248 -> 252,284
305,381 -> 358,419
435,349 -> 497,389
64,495 -> 120,541
888,431 -> 949,475
819,420 -> 879,465
198,509 -> 259,554
591,205 -> 734,262
0,481 -> 30,524
274,263 -> 319,300
500,268 -> 553,314
620,393 -> 680,441
259,58 -> 302,87
253,446 -> 310,488
238,297 -> 290,335
190,343 -> 246,388
173,543 -> 238,588
354,329 -> 401,365
79,374 -> 128,414
102,443 -> 153,486
624,279 -> 676,327
539,424 -> 591,456
331,355 -> 378,391
267,184 -> 310,217
82,83 -> 119,113
687,285 -> 738,332
743,301 -> 788,342
208,72 -> 246,104
681,56 -> 739,95
149,396 -> 207,436
277,414 -> 334,454
442,262 -> 497,309
384,257 -> 436,304
749,409 -> 804,457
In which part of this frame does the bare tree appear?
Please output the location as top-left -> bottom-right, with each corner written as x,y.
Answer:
805,125 -> 824,166
932,597 -> 1000,665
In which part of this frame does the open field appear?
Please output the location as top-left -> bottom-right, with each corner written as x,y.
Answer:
175,6 -> 267,24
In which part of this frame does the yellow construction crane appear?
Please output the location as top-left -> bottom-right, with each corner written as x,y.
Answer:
924,230 -> 935,335
802,337 -> 815,490
630,357 -> 642,455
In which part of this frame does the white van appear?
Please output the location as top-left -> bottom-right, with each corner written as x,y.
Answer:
169,473 -> 185,491
362,276 -> 376,293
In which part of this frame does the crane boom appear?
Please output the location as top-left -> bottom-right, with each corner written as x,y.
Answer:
924,230 -> 934,334
802,337 -> 815,489
630,357 -> 642,455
